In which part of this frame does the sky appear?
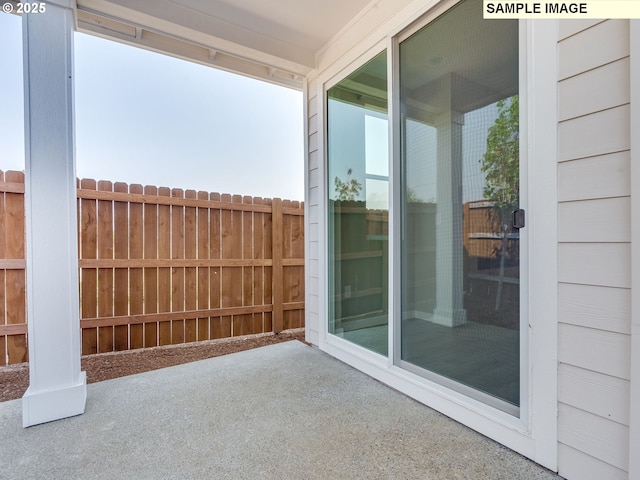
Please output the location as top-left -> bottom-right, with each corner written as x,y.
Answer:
0,12 -> 304,200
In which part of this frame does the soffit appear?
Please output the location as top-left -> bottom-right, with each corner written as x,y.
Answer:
76,0 -> 373,89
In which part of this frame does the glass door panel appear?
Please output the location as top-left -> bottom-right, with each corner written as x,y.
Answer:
328,51 -> 389,356
399,0 -> 520,411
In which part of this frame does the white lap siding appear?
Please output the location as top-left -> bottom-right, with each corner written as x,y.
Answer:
557,19 -> 632,480
305,80 -> 321,346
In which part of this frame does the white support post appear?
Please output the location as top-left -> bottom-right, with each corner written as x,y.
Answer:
21,0 -> 86,427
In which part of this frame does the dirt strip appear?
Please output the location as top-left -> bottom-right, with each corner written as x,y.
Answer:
0,329 -> 306,403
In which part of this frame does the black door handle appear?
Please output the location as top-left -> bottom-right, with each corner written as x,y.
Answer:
512,209 -> 525,229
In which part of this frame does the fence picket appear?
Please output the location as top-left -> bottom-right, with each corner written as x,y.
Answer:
157,186 -> 171,346
171,188 -> 185,344
272,198 -> 283,334
221,192 -> 232,313
292,202 -> 305,329
144,185 -> 159,347
230,195 -> 244,336
197,191 -> 210,341
113,182 -> 129,351
282,199 -> 293,330
209,192 -> 222,339
242,195 -> 255,334
0,171 -> 6,365
184,189 -> 197,343
80,178 -> 98,355
129,184 -> 144,349
253,197 -> 265,333
5,170 -> 26,363
285,200 -> 304,330
97,180 -> 114,353
263,198 -> 273,333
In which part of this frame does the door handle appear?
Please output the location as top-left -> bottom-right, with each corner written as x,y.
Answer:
512,209 -> 525,229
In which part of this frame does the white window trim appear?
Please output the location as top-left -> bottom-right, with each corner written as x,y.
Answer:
520,18 -> 559,469
314,5 -> 558,471
628,19 -> 640,480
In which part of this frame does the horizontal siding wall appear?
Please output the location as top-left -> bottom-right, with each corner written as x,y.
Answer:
305,79 -> 321,346
557,19 -> 631,480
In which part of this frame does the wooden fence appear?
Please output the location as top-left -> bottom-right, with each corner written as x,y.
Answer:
0,171 -> 26,367
0,170 -> 304,366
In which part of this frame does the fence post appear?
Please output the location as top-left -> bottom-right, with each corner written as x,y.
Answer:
272,198 -> 283,333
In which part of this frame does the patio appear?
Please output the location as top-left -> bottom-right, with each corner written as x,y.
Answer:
0,340 -> 561,479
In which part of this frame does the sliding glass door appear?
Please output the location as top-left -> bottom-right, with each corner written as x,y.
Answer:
326,0 -> 521,414
327,52 -> 389,356
398,0 -> 520,412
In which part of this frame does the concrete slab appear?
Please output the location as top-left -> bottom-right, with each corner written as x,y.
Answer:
0,341 -> 562,479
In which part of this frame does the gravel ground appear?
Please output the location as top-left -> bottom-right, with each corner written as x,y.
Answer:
0,329 -> 306,403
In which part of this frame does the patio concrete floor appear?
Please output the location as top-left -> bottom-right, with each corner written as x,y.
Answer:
0,341 -> 562,479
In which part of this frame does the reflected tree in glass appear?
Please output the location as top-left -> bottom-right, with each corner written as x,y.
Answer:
481,95 -> 519,311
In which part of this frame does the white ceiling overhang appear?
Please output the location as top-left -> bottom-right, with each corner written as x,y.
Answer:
75,0 -> 377,89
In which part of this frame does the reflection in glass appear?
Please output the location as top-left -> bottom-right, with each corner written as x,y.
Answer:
399,0 -> 520,411
328,51 -> 388,356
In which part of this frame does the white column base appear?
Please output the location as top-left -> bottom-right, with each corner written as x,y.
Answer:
22,372 -> 87,427
433,307 -> 467,327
